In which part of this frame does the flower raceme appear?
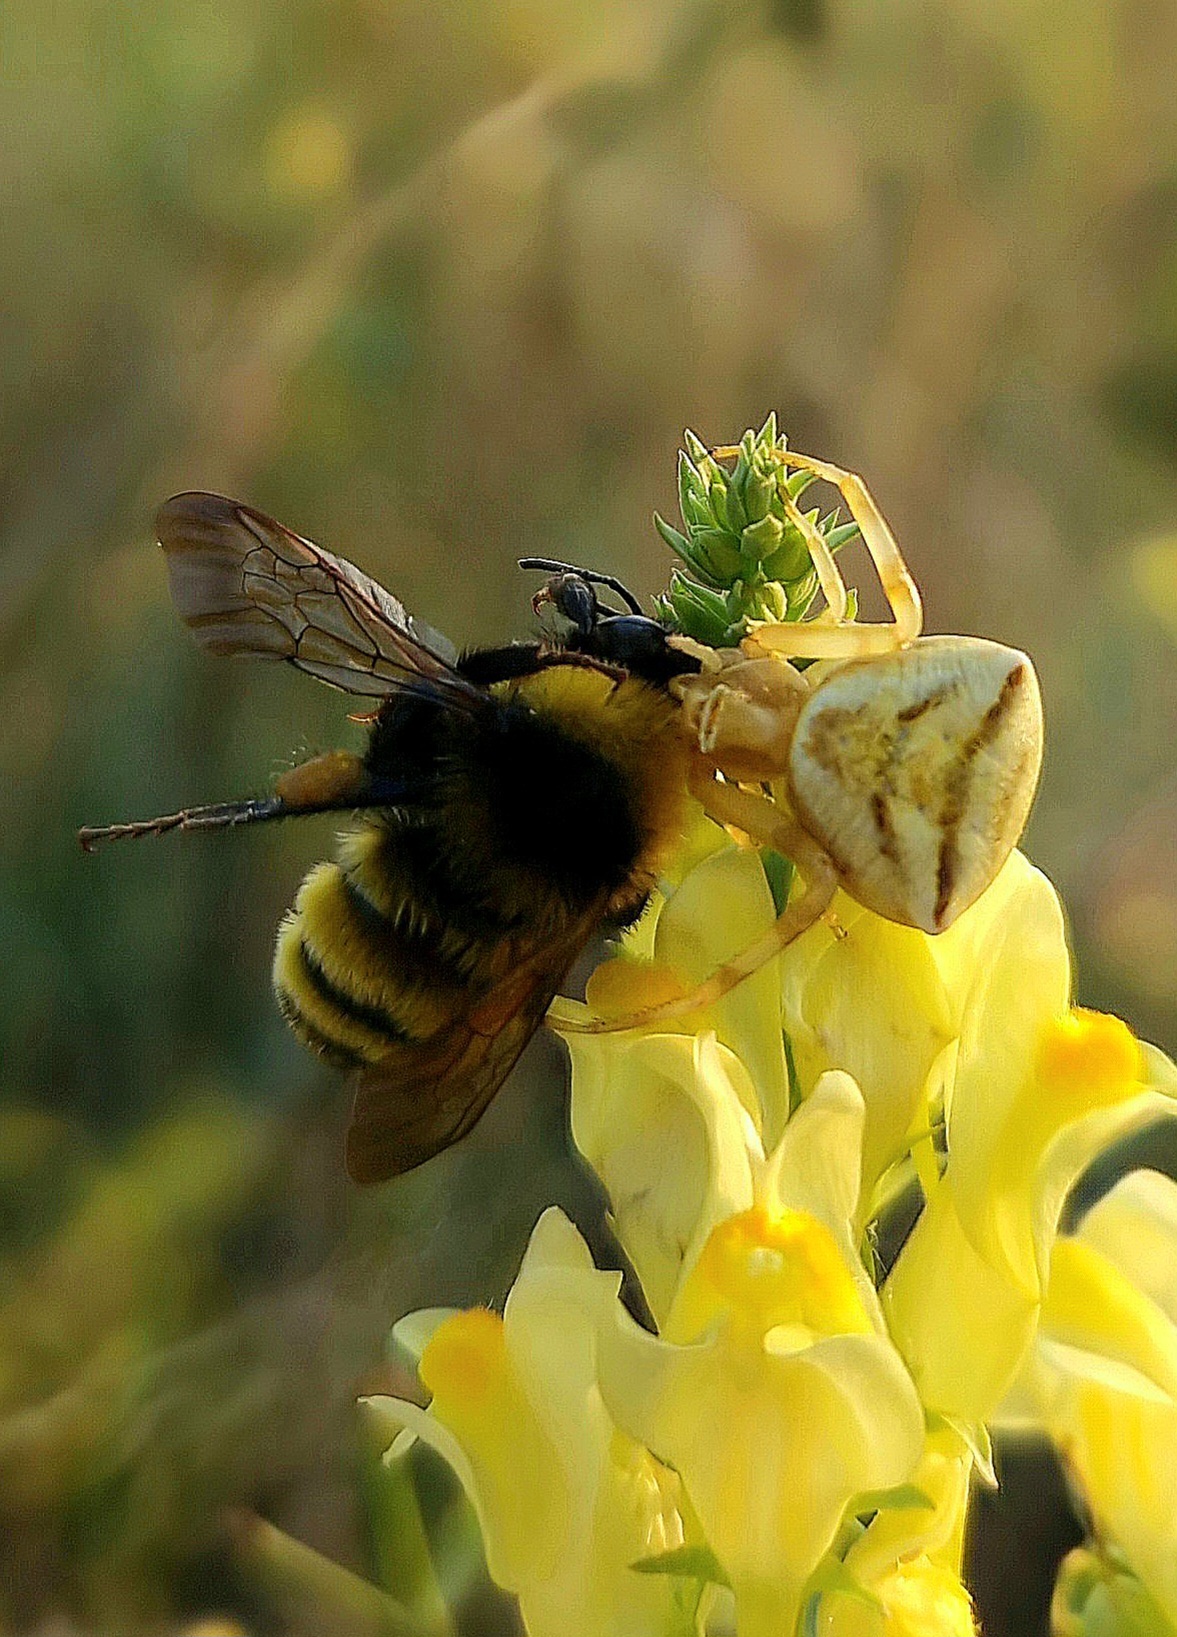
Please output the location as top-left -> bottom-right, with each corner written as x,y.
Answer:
369,841 -> 1177,1636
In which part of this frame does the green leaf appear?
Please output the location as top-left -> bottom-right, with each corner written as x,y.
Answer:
936,1413 -> 996,1488
654,513 -> 693,561
852,1484 -> 935,1517
629,1544 -> 732,1589
656,515 -> 722,587
670,573 -> 730,617
785,568 -> 819,613
690,526 -> 744,581
708,480 -> 732,531
760,848 -> 794,915
824,519 -> 860,552
678,451 -> 708,517
756,409 -> 779,447
729,448 -> 751,518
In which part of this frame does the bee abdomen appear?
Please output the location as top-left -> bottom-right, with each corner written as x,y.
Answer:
273,857 -> 469,1067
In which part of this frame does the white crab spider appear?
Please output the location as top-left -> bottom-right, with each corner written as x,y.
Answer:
559,446 -> 1043,1036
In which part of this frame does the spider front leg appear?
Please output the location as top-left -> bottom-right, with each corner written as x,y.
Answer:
554,775 -> 837,1036
713,445 -> 924,661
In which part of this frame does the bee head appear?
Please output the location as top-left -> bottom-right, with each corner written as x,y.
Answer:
519,558 -> 701,685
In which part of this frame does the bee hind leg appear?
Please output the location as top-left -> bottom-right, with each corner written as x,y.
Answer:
554,779 -> 835,1035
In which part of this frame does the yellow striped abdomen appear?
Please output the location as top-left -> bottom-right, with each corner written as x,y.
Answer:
273,834 -> 473,1069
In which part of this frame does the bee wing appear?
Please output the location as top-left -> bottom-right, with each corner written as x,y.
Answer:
157,492 -> 478,703
345,924 -> 596,1184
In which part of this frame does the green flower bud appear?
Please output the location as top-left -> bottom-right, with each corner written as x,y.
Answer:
655,418 -> 861,642
743,469 -> 776,524
762,525 -> 812,583
740,514 -> 785,562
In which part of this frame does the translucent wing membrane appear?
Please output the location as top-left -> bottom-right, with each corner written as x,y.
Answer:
157,492 -> 476,703
346,922 -> 595,1183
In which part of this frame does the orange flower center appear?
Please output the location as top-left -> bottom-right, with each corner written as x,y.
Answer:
678,1205 -> 871,1344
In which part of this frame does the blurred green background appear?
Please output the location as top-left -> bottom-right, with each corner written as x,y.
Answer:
6,0 -> 1177,1631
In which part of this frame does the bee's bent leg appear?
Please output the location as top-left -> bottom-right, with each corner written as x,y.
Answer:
556,778 -> 835,1035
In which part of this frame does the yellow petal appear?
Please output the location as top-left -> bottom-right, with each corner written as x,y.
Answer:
950,1005 -> 1163,1301
779,891 -> 953,1197
652,846 -> 791,1138
598,1291 -> 924,1633
416,1305 -> 569,1584
819,1558 -> 977,1637
1044,1237 -> 1177,1403
566,1030 -> 758,1325
761,1071 -> 881,1324
944,860 -> 1071,1213
1078,1167 -> 1177,1328
671,1204 -> 872,1347
883,1179 -> 1038,1422
844,1423 -> 974,1587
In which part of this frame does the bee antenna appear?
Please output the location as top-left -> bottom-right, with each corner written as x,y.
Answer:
518,558 -> 642,616
78,796 -> 288,851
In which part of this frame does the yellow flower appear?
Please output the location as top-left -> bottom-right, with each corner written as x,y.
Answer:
590,1072 -> 926,1637
1027,1171 -> 1177,1628
560,846 -> 792,1142
562,1029 -> 763,1328
841,1422 -> 975,1590
818,1557 -> 977,1637
883,855 -> 1177,1422
365,1209 -> 694,1637
778,886 -> 954,1206
808,1421 -> 976,1635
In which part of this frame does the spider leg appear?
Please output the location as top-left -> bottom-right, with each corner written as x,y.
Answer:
712,445 -> 923,660
555,776 -> 835,1035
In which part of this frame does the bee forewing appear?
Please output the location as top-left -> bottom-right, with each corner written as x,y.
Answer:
157,492 -> 467,699
787,636 -> 1043,934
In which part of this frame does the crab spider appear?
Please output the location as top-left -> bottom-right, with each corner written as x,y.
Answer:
556,447 -> 1043,1036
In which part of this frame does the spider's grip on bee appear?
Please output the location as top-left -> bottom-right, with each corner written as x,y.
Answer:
78,445 -> 1042,1178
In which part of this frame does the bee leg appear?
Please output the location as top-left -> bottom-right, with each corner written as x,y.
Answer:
556,780 -> 836,1035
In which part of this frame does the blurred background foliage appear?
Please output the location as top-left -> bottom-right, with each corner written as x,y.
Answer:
5,0 -> 1177,1630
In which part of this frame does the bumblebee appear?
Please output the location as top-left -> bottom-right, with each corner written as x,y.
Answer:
82,454 -> 1044,1181
81,494 -> 704,1183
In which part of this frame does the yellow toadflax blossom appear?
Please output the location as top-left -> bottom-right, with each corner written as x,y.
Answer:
364,823 -> 1177,1634
357,426 -> 1177,1635
1026,1170 -> 1177,1629
365,1206 -> 697,1637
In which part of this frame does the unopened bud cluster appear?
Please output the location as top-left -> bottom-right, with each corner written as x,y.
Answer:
653,413 -> 857,646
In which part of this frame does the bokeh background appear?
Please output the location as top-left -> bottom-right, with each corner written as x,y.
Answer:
6,0 -> 1177,1631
